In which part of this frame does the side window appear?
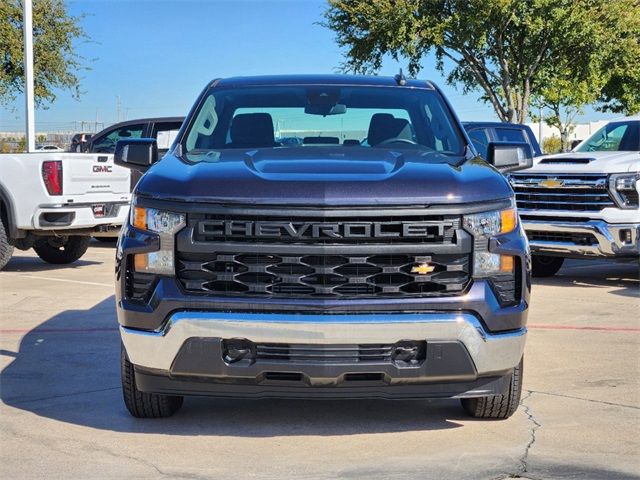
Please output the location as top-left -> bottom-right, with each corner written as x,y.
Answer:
467,128 -> 490,160
90,124 -> 145,153
152,122 -> 183,151
494,127 -> 526,143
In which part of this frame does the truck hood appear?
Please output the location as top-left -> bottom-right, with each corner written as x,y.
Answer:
527,151 -> 640,174
135,148 -> 512,206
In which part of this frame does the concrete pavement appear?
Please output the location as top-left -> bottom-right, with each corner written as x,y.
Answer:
1,244 -> 638,479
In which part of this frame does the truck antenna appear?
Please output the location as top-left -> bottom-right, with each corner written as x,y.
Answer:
394,68 -> 407,86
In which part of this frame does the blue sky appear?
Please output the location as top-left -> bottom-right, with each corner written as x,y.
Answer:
1,0 -> 608,133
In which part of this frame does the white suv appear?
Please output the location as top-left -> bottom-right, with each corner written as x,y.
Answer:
509,116 -> 640,276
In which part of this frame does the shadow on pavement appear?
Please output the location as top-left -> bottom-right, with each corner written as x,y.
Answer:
3,255 -> 102,272
89,238 -> 118,249
1,296 -> 464,436
533,259 -> 640,298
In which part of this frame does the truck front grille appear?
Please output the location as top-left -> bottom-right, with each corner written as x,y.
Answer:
176,208 -> 471,299
177,252 -> 470,298
510,174 -> 614,211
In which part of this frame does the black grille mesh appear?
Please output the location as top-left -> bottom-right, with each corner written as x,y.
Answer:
177,252 -> 470,298
256,343 -> 394,363
527,230 -> 597,245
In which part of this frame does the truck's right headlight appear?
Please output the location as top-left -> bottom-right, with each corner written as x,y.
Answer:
609,173 -> 639,209
131,206 -> 185,275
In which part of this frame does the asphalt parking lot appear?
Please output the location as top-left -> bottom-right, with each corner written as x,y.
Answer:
1,243 -> 638,479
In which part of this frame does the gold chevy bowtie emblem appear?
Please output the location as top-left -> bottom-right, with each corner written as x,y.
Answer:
411,263 -> 435,275
539,178 -> 563,188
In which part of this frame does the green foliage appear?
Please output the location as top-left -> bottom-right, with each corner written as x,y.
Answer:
324,0 -> 640,124
542,135 -> 562,154
16,136 -> 26,152
530,0 -> 640,149
0,0 -> 87,108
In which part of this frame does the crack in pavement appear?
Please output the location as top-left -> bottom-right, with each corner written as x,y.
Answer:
517,390 -> 542,479
527,389 -> 639,410
7,386 -> 120,406
78,441 -> 212,480
3,421 -> 210,480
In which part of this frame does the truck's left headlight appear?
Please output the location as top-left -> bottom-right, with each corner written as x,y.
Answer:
131,206 -> 185,275
462,206 -> 517,238
463,205 -> 517,277
609,173 -> 639,209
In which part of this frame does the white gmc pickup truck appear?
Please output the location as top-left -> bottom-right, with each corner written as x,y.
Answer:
510,116 -> 640,276
0,152 -> 131,269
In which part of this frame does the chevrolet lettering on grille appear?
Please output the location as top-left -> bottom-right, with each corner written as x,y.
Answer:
198,220 -> 451,240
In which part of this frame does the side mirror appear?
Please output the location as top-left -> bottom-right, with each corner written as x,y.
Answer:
486,141 -> 533,173
570,139 -> 582,150
114,138 -> 158,171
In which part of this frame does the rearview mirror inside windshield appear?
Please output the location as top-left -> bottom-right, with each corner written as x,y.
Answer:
304,103 -> 347,116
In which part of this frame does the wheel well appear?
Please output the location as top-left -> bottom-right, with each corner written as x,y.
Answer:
0,186 -> 19,239
0,200 -> 9,232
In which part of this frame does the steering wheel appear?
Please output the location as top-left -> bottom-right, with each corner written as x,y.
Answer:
376,138 -> 418,146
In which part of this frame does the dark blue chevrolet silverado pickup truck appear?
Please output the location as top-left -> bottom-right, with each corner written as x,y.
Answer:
114,75 -> 533,419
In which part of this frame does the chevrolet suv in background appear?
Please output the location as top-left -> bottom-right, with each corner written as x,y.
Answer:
114,75 -> 533,419
509,116 -> 640,276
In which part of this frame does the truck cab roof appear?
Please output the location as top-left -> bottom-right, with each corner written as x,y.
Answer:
212,74 -> 436,90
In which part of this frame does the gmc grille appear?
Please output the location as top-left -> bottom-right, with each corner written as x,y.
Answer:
175,209 -> 472,299
510,174 -> 615,212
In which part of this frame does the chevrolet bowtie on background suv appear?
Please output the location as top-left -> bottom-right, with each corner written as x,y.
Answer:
114,74 -> 533,419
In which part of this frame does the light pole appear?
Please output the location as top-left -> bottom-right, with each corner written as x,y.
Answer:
23,0 -> 35,152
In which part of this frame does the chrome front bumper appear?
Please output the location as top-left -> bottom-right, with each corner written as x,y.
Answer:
120,312 -> 526,377
522,219 -> 640,257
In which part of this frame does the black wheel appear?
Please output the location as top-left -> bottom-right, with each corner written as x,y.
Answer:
461,358 -> 523,419
121,345 -> 183,418
0,219 -> 14,270
94,237 -> 117,243
531,255 -> 564,277
33,236 -> 91,264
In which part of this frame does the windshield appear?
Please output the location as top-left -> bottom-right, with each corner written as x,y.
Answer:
182,85 -> 465,162
575,120 -> 640,152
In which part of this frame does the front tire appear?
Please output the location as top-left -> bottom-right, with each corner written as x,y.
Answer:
0,219 -> 14,270
461,358 -> 523,419
121,345 -> 183,418
531,255 -> 564,277
33,236 -> 91,264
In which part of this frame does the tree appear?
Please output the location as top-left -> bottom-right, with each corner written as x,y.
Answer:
531,0 -> 640,149
531,77 -> 597,151
323,0 -> 640,124
0,0 -> 87,108
541,135 -> 562,155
